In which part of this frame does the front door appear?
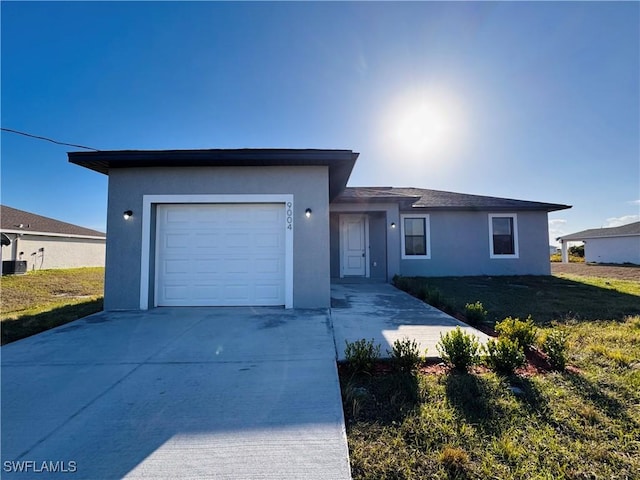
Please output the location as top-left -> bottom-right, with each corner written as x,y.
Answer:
340,214 -> 368,277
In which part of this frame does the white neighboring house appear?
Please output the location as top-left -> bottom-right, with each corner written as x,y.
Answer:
558,221 -> 640,265
0,205 -> 106,274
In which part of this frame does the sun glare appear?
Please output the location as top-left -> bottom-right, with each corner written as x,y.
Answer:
384,88 -> 466,159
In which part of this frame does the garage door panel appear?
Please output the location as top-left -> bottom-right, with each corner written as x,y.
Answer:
156,204 -> 285,306
194,233 -> 222,247
223,258 -> 250,274
162,286 -> 189,301
194,259 -> 223,274
223,285 -> 251,301
162,259 -> 191,274
254,258 -> 281,274
255,285 -> 281,302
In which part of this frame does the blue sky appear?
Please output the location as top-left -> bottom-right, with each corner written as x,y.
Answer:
2,1 -> 638,244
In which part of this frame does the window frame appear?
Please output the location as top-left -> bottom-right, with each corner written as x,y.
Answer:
400,213 -> 431,259
488,213 -> 519,259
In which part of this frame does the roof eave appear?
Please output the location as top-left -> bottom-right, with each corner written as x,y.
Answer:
68,148 -> 359,201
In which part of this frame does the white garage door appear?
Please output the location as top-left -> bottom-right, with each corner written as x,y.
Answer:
155,204 -> 285,306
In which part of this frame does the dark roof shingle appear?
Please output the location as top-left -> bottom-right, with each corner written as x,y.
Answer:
334,187 -> 570,212
0,205 -> 105,238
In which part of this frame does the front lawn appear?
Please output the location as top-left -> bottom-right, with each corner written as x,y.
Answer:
1,267 -> 104,344
341,272 -> 640,479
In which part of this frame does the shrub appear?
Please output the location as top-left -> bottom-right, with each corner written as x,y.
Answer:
542,329 -> 568,370
495,316 -> 537,350
425,287 -> 445,308
464,301 -> 487,324
344,338 -> 381,374
388,337 -> 424,372
439,446 -> 469,472
483,337 -> 526,375
392,274 -> 409,292
437,327 -> 481,371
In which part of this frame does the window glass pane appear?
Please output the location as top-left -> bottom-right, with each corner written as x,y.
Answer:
492,217 -> 512,236
405,236 -> 426,256
493,234 -> 514,254
404,218 -> 425,236
492,216 -> 514,255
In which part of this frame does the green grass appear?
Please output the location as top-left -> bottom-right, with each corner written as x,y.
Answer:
393,274 -> 640,324
1,267 -> 104,344
342,274 -> 640,479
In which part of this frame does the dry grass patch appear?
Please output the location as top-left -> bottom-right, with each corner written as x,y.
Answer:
1,268 -> 104,344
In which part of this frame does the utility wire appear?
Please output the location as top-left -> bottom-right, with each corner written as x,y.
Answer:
1,127 -> 100,151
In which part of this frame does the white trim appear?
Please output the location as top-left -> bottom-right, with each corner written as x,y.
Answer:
560,233 -> 640,241
0,230 -> 105,240
339,214 -> 369,278
140,194 -> 294,310
400,213 -> 431,259
489,213 -> 519,259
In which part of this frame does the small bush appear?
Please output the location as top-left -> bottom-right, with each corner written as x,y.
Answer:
388,337 -> 423,372
392,274 -> 409,292
425,287 -> 445,307
483,337 -> 526,375
437,327 -> 481,371
439,446 -> 469,472
344,338 -> 381,374
542,329 -> 568,370
495,316 -> 537,350
464,301 -> 487,324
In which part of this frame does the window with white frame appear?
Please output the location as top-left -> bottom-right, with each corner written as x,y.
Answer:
401,214 -> 431,259
489,214 -> 519,258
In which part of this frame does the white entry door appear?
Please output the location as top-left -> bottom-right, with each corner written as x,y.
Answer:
155,203 -> 285,306
340,214 -> 368,277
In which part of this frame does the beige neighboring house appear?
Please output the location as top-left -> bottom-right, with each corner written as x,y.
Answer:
0,205 -> 106,274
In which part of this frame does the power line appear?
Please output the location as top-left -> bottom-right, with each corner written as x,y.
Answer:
1,127 -> 99,151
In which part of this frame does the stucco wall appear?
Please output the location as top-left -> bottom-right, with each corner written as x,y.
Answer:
105,166 -> 330,310
398,210 -> 552,276
1,235 -> 105,271
584,236 -> 640,264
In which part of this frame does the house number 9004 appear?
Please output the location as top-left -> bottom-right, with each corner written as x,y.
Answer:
286,202 -> 293,230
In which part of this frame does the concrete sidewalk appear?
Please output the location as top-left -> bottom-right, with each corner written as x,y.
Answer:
1,308 -> 351,480
331,283 -> 491,360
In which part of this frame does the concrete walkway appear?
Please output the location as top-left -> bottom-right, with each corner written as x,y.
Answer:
331,283 -> 491,360
1,308 -> 350,479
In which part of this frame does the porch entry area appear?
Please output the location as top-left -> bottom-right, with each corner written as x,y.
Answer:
330,211 -> 389,281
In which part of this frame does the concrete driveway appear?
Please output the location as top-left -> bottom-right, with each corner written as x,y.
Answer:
1,308 -> 350,479
331,283 -> 491,360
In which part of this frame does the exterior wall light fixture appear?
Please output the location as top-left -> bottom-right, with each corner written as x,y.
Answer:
305,208 -> 312,218
123,210 -> 133,220
390,222 -> 396,229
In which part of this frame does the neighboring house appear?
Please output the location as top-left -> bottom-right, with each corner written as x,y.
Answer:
0,205 -> 106,274
558,221 -> 640,265
69,149 -> 570,310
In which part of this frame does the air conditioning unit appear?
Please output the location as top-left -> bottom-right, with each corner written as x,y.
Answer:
2,260 -> 27,275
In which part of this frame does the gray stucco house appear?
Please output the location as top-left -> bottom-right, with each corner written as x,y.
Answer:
69,149 -> 570,310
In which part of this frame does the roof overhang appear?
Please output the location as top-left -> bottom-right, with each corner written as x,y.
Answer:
69,149 -> 359,200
